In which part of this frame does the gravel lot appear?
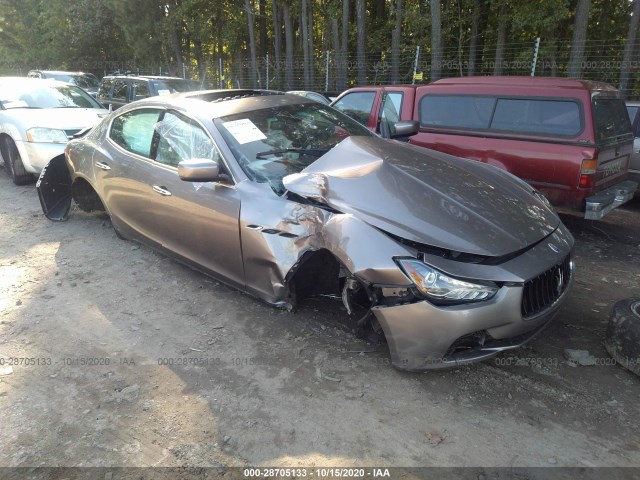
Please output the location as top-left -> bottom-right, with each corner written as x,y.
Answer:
0,170 -> 639,475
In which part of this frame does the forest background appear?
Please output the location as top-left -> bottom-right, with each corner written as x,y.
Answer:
0,0 -> 639,96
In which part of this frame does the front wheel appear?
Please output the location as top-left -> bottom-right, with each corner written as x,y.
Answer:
2,137 -> 34,185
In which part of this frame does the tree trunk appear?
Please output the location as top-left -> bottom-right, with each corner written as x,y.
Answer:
308,0 -> 315,88
283,2 -> 294,89
245,0 -> 258,87
568,0 -> 591,78
272,0 -> 282,90
620,0 -> 640,96
169,25 -> 183,77
356,0 -> 366,84
340,0 -> 349,90
194,39 -> 206,83
391,0 -> 403,83
301,0 -> 311,89
468,0 -> 481,75
493,4 -> 507,76
259,0 -> 267,59
430,0 -> 442,81
332,18 -> 340,91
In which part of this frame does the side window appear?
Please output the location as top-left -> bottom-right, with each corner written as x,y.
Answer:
420,95 -> 495,129
111,79 -> 129,102
132,81 -> 149,101
332,91 -> 376,126
154,112 -> 220,168
491,98 -> 582,136
378,92 -> 404,136
109,109 -> 162,157
98,78 -> 114,98
380,92 -> 403,122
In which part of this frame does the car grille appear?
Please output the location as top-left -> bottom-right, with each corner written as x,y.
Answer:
521,255 -> 572,318
64,129 -> 82,139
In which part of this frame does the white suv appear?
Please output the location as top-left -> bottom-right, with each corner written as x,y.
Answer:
0,77 -> 108,184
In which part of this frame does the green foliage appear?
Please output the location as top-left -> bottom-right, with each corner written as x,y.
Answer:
0,0 -> 637,89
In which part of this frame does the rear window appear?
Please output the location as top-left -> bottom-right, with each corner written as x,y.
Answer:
491,98 -> 582,136
592,97 -> 633,144
420,95 -> 494,129
626,105 -> 638,123
419,95 -> 583,137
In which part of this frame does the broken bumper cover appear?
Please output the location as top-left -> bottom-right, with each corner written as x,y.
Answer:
585,180 -> 637,220
36,155 -> 73,221
372,267 -> 574,372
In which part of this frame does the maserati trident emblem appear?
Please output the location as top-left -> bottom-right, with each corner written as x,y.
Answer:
548,243 -> 560,253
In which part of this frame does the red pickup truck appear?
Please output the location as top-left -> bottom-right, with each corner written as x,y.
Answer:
331,77 -> 637,219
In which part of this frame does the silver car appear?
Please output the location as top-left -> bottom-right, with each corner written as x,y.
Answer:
37,90 -> 575,371
0,77 -> 108,184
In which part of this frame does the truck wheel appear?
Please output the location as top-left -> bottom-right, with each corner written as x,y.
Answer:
3,138 -> 34,185
605,298 -> 640,377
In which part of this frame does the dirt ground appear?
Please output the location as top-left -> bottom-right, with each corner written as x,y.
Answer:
0,169 -> 639,475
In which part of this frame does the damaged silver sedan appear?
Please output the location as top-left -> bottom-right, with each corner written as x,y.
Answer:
37,90 -> 575,370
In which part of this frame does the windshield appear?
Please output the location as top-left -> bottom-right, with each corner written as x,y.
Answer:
215,102 -> 373,194
151,79 -> 200,95
592,97 -> 633,145
45,73 -> 98,89
0,82 -> 103,109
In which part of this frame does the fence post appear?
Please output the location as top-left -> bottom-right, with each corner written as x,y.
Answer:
325,51 -> 330,92
531,37 -> 541,76
412,46 -> 420,85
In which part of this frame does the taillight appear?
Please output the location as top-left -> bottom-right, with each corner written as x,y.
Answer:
579,158 -> 597,189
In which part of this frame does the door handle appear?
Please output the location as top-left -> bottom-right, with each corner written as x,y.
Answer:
95,161 -> 111,170
152,185 -> 172,196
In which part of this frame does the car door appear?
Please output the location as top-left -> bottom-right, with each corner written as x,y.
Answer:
98,108 -> 166,242
108,78 -> 129,109
331,90 -> 380,130
146,110 -> 243,287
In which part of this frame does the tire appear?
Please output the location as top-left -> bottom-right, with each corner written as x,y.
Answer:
3,137 -> 34,185
605,298 -> 640,377
72,180 -> 105,213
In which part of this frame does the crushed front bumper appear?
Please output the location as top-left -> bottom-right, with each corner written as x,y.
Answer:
585,180 -> 637,220
371,257 -> 575,371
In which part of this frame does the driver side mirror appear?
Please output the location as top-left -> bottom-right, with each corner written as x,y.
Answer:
178,159 -> 224,182
390,120 -> 420,139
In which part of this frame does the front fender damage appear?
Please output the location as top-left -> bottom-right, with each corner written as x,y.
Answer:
239,191 -> 415,316
36,155 -> 73,221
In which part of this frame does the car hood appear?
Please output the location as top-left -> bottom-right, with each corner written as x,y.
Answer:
5,108 -> 109,129
283,136 -> 560,257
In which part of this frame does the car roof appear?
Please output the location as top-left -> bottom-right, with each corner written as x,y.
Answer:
102,75 -> 188,81
32,70 -> 89,75
432,75 -> 619,93
119,89 -> 316,119
0,76 -> 72,86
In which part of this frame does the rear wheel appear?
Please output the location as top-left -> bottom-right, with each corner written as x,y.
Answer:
2,137 -> 34,185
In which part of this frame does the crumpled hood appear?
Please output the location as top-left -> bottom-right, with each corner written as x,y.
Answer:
283,136 -> 560,257
6,108 -> 109,130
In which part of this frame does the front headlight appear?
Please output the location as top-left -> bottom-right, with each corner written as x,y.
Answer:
26,128 -> 68,143
396,258 -> 498,304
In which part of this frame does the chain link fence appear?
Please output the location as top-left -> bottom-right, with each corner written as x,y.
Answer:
4,38 -> 639,97
223,39 -> 640,96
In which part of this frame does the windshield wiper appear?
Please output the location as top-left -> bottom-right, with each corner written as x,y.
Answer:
256,147 -> 330,159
